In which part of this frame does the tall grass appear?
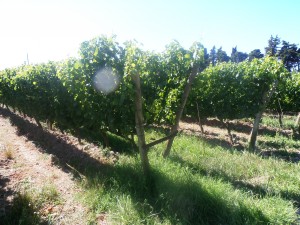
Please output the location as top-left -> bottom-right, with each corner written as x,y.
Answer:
79,130 -> 299,224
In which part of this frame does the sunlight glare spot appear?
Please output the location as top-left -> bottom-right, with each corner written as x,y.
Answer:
93,67 -> 120,94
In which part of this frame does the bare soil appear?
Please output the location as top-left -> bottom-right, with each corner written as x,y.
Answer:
0,108 -> 116,224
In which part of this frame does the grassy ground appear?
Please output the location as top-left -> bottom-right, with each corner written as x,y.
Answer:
261,114 -> 296,130
1,110 -> 299,224
79,125 -> 300,224
259,114 -> 300,163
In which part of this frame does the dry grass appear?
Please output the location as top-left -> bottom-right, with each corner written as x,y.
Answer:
3,144 -> 14,159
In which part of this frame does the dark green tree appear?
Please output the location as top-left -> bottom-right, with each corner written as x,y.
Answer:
231,46 -> 248,63
248,49 -> 264,61
204,47 -> 210,68
265,35 -> 280,56
216,47 -> 230,63
277,40 -> 299,71
209,46 -> 217,66
298,48 -> 300,71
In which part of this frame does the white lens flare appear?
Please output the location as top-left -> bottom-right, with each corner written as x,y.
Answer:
93,67 -> 120,94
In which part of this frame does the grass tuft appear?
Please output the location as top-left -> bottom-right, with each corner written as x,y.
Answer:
3,144 -> 14,159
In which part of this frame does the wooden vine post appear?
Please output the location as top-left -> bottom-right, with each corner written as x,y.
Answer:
295,112 -> 300,127
131,72 -> 150,178
163,63 -> 201,158
295,112 -> 300,133
249,80 -> 278,151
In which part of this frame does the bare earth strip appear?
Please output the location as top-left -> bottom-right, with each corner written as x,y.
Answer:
0,110 -> 89,224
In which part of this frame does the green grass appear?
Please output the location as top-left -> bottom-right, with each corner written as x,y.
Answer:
79,129 -> 300,225
35,184 -> 62,207
262,114 -> 297,130
1,184 -> 61,225
259,132 -> 300,150
258,114 -> 300,162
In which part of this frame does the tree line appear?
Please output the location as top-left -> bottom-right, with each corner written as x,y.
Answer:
207,35 -> 300,72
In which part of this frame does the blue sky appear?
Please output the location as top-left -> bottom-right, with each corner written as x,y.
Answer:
0,0 -> 299,69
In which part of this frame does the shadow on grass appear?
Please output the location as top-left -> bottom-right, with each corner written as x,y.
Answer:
200,134 -> 246,151
169,154 -> 300,207
0,173 -> 13,224
183,132 -> 246,153
182,117 -> 254,134
0,108 -> 271,224
76,128 -> 137,155
183,117 -> 299,145
104,166 -> 270,224
0,192 -> 47,225
0,170 -> 45,224
259,138 -> 300,149
260,150 -> 300,163
147,124 -> 244,152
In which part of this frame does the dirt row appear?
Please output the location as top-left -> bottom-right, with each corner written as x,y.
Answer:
0,109 -> 90,224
